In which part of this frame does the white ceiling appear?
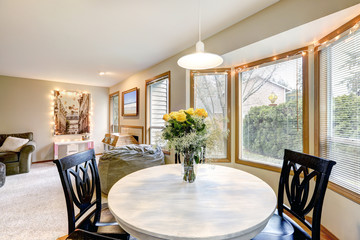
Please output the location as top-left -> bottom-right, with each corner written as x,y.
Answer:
0,0 -> 278,87
222,3 -> 360,67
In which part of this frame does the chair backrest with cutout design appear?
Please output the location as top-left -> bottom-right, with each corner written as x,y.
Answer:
54,149 -> 101,234
278,149 -> 336,240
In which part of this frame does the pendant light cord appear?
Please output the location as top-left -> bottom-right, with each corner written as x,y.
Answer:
198,0 -> 201,42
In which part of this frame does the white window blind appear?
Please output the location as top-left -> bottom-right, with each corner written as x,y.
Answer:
319,28 -> 360,194
240,56 -> 303,166
149,78 -> 169,145
193,72 -> 229,159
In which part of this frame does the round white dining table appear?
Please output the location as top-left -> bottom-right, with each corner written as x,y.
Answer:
108,164 -> 277,240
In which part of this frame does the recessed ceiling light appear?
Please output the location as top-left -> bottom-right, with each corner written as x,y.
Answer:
99,72 -> 106,76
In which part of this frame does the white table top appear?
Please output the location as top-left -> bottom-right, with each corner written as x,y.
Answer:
108,164 -> 277,240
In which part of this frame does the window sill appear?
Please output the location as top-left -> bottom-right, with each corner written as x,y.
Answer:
236,158 -> 282,173
327,182 -> 360,204
207,158 -> 231,163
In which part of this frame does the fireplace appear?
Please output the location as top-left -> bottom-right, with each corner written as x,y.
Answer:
119,126 -> 144,144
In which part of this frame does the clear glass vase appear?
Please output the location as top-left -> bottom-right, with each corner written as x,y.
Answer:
183,151 -> 196,183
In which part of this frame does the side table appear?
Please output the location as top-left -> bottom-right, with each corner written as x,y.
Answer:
53,140 -> 94,159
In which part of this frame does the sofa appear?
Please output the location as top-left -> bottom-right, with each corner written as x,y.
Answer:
0,132 -> 36,175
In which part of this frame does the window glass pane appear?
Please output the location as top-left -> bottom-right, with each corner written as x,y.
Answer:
149,79 -> 168,145
110,94 -> 119,133
241,56 -> 303,166
194,73 -> 228,159
319,28 -> 360,194
113,95 -> 119,132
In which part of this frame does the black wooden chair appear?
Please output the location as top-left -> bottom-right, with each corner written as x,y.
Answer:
175,152 -> 181,164
253,149 -> 336,240
54,149 -> 130,240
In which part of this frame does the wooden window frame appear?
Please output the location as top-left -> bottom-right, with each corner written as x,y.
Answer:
109,91 -> 120,133
234,47 -> 309,172
190,68 -> 232,163
145,71 -> 171,144
314,14 -> 360,204
121,87 -> 139,117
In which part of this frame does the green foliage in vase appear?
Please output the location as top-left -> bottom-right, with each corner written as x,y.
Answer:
161,108 -> 227,163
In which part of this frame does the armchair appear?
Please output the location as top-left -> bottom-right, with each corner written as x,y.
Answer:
0,132 -> 36,175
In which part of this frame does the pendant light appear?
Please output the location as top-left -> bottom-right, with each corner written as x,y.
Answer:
177,0 -> 223,70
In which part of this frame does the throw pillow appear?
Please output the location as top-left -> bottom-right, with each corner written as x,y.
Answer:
0,136 -> 29,152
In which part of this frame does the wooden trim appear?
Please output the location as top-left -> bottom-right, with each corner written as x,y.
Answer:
190,68 -> 231,163
316,14 -> 360,46
328,182 -> 360,204
235,47 -> 308,70
314,50 -> 320,156
226,69 -> 232,163
145,71 -> 171,144
235,68 -> 240,163
162,150 -> 171,155
121,87 -> 139,117
235,48 -> 310,169
190,71 -> 195,108
109,91 -> 120,133
119,125 -> 144,144
302,53 -> 309,154
32,159 -> 54,164
320,224 -> 339,240
145,71 -> 171,86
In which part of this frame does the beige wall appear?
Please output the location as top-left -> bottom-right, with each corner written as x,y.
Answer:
0,75 -> 108,161
110,0 -> 360,239
110,0 -> 360,139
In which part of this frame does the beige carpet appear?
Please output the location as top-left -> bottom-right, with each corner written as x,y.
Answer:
0,162 -> 68,240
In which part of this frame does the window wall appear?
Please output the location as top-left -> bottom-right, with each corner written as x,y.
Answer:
145,72 -> 170,145
190,69 -> 231,162
235,49 -> 309,170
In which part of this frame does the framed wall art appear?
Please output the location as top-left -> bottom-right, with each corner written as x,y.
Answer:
122,87 -> 139,116
53,90 -> 91,135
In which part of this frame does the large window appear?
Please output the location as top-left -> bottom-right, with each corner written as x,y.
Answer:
146,72 -> 170,145
318,25 -> 360,197
236,51 -> 308,167
109,92 -> 119,133
190,69 -> 231,162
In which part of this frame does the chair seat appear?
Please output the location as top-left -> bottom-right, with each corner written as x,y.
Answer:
252,214 -> 294,240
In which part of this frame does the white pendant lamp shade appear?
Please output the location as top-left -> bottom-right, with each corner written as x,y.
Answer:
177,1 -> 223,70
177,41 -> 223,70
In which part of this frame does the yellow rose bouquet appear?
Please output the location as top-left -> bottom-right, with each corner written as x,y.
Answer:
161,108 -> 211,182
